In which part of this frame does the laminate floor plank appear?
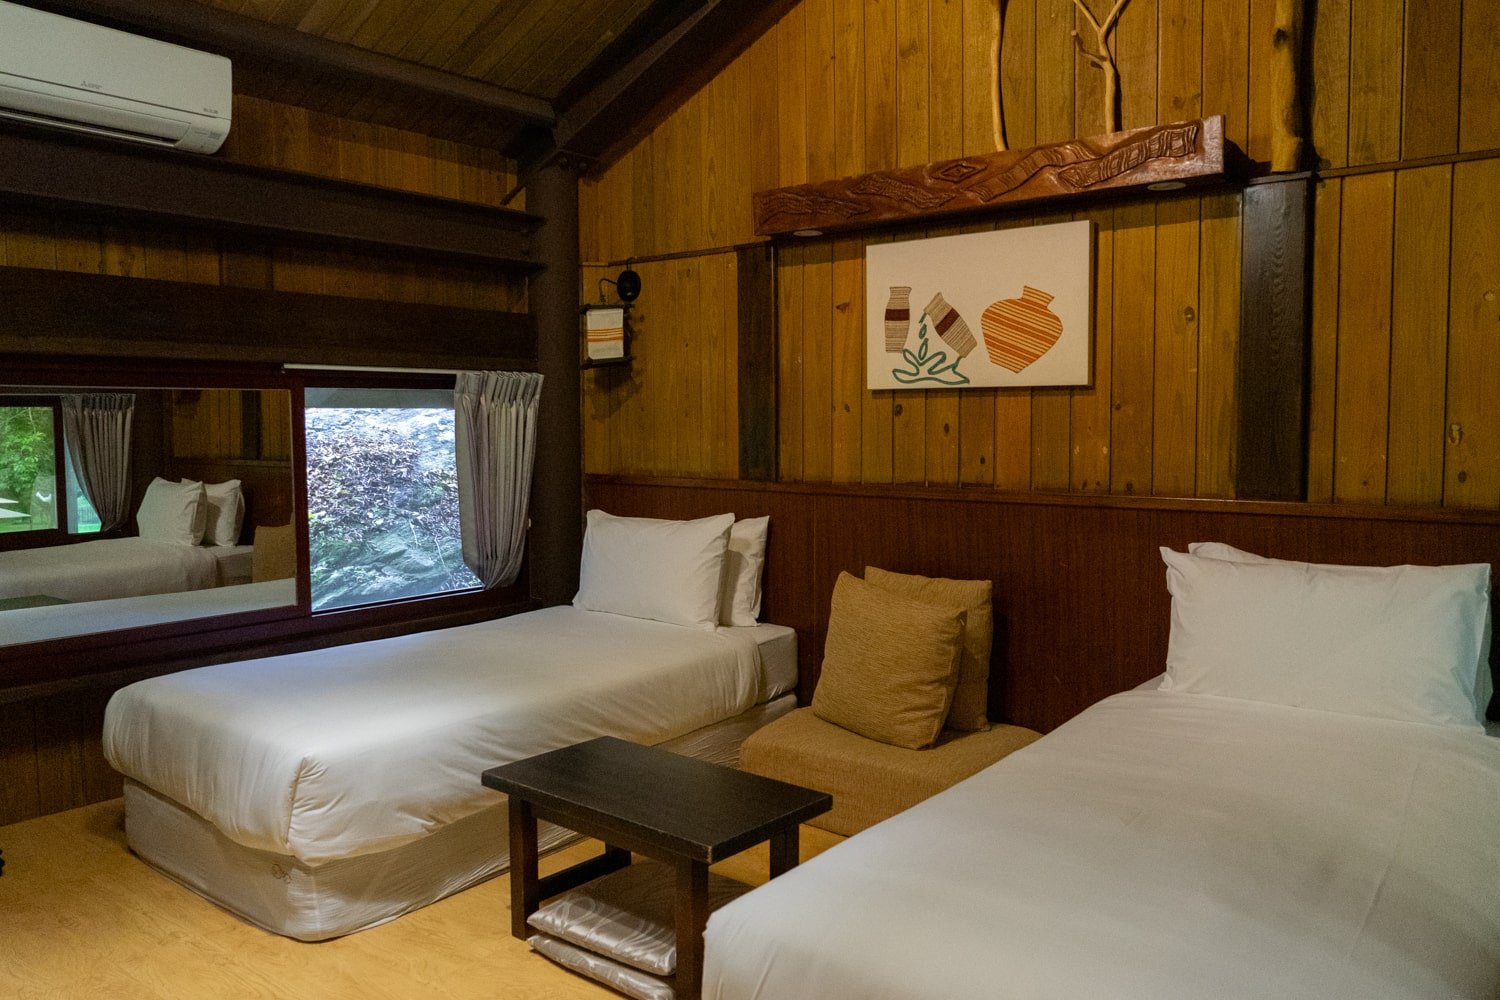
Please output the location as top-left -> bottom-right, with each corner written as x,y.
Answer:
0,800 -> 843,999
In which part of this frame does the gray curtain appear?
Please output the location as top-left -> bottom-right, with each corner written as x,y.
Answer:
454,371 -> 543,589
62,393 -> 135,533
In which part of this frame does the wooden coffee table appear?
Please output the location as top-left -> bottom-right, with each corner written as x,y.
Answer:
481,736 -> 832,997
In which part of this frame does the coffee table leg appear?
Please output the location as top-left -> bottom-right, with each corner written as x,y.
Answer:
769,826 -> 800,878
508,797 -> 539,939
674,856 -> 709,998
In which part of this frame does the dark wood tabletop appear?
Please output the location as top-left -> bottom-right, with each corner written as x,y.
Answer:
481,735 -> 832,864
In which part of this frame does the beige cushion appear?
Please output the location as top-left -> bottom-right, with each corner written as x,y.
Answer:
865,566 -> 993,731
742,708 -> 1042,835
811,572 -> 965,750
251,523 -> 296,582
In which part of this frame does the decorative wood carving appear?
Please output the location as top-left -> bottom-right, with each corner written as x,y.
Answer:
753,116 -> 1230,238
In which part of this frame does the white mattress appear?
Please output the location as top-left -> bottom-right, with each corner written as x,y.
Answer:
1,578 -> 296,646
705,690 -> 1500,1000
0,536 -> 219,603
105,607 -> 786,866
124,693 -> 799,941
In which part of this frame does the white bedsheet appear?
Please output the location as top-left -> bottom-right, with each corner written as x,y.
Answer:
705,690 -> 1500,1000
104,607 -> 765,866
0,537 -> 219,603
1,579 -> 296,646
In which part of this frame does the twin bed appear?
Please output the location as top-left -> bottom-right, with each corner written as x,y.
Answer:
103,510 -> 794,940
705,543 -> 1500,1000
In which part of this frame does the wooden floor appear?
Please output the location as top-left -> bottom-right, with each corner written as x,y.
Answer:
0,800 -> 843,999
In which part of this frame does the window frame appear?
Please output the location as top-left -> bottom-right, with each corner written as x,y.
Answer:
299,370 -> 484,615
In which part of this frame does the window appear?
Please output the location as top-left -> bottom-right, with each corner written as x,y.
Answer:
0,397 -> 100,538
304,386 -> 479,612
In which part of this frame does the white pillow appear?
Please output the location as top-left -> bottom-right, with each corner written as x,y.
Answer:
718,516 -> 770,627
1189,541 -> 1494,723
574,510 -> 734,630
199,479 -> 245,547
1161,546 -> 1489,730
137,477 -> 207,545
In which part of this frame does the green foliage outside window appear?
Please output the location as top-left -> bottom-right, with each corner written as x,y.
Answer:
305,407 -> 477,611
0,406 -> 57,533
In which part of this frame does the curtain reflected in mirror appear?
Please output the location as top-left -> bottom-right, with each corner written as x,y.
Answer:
0,387 -> 297,646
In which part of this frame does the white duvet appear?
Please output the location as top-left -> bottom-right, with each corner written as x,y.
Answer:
104,607 -> 763,865
705,690 -> 1500,1000
0,537 -> 218,603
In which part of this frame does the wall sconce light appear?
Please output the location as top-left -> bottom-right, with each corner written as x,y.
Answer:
583,265 -> 640,368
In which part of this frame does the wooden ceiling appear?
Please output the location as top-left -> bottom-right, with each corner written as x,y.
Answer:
194,0 -> 660,102
25,0 -> 800,169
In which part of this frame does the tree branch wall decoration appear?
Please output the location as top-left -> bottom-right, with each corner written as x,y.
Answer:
1070,0 -> 1131,135
991,0 -> 1009,151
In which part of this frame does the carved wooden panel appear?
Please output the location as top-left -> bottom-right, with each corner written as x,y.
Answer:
753,117 -> 1231,238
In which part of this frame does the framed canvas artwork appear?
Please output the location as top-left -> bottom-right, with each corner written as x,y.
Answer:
865,220 -> 1093,390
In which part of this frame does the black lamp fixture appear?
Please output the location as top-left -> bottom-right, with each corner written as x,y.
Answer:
598,264 -> 641,304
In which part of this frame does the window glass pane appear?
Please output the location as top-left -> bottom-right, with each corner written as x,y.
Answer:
0,405 -> 58,534
63,453 -> 102,534
304,387 -> 479,611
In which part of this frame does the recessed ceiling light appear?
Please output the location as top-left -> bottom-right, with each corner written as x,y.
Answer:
1147,181 -> 1186,192
792,229 -> 824,238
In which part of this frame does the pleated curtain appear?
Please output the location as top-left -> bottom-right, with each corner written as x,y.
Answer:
454,371 -> 543,589
61,392 -> 135,532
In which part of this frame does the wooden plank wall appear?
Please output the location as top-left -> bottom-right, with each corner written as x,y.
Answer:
170,389 -> 293,462
0,94 -> 527,313
579,0 -> 1500,509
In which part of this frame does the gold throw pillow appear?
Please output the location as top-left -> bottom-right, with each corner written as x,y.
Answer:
865,566 -> 994,732
251,523 -> 296,582
811,572 -> 966,750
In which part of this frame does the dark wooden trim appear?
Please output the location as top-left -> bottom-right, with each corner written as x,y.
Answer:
737,245 -> 778,481
29,0 -> 554,150
0,127 -> 540,270
1236,176 -> 1312,501
753,118 -> 1233,238
0,589 -> 540,698
586,473 -> 1500,526
551,0 -> 802,169
0,266 -> 537,369
1314,146 -> 1500,179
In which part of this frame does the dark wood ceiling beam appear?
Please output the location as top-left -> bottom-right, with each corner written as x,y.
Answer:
29,0 -> 555,149
0,265 -> 538,369
0,127 -> 541,270
549,0 -> 801,170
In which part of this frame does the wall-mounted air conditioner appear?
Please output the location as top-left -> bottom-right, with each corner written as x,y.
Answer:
0,0 -> 232,154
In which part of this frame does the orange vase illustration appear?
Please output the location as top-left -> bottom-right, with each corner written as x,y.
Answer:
884,286 -> 912,352
981,286 -> 1064,372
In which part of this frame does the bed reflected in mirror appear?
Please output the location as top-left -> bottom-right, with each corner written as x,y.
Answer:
0,386 -> 298,646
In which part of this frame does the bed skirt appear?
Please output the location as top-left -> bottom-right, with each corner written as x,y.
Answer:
124,692 -> 798,941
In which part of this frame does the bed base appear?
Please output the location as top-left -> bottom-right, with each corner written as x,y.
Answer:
124,693 -> 798,941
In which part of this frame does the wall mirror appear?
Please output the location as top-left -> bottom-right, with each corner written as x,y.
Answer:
0,385 -> 299,647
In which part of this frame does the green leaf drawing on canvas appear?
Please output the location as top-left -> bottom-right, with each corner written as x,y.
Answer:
891,314 -> 969,386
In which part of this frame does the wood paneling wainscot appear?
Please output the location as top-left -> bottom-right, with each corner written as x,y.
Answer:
588,475 -> 1500,734
580,0 -> 1500,510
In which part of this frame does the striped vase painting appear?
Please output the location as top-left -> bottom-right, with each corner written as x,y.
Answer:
980,286 -> 1064,372
863,220 -> 1091,390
